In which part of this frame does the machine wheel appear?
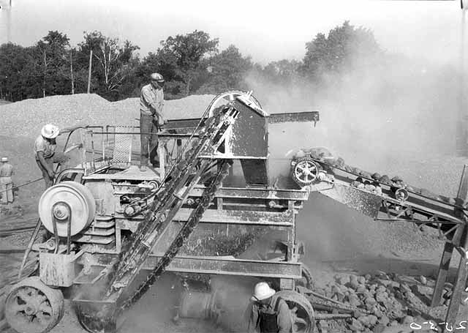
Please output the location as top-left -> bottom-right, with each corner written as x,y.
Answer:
5,277 -> 64,333
297,264 -> 314,290
38,181 -> 96,237
292,157 -> 319,186
207,90 -> 262,117
276,290 -> 315,333
395,188 -> 409,202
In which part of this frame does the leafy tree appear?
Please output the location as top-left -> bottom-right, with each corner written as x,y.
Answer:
35,31 -> 71,97
0,43 -> 41,101
262,59 -> 301,85
197,45 -> 253,94
77,31 -> 140,100
153,30 -> 219,98
300,21 -> 382,81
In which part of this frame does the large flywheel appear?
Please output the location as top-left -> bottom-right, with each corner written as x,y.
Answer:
276,290 -> 315,333
38,181 -> 96,237
5,277 -> 65,333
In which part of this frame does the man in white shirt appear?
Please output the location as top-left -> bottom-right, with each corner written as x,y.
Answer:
139,73 -> 166,171
0,157 -> 14,204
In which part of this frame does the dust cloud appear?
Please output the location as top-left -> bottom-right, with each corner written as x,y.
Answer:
248,55 -> 461,172
183,50 -> 466,331
244,47 -> 463,266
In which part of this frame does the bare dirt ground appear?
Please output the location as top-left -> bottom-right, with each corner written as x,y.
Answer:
1,93 -> 468,333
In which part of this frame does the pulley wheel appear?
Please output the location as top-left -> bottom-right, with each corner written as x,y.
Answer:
292,157 -> 319,186
395,188 -> 409,202
5,276 -> 64,333
276,290 -> 315,333
38,181 -> 96,237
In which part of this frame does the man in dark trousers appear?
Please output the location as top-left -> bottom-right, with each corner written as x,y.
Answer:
247,282 -> 293,333
139,72 -> 166,171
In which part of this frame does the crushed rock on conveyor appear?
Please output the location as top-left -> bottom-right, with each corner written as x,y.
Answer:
294,147 -> 468,207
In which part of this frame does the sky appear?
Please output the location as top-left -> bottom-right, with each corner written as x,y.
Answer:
0,0 -> 465,65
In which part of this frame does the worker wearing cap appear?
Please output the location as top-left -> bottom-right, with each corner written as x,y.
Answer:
247,282 -> 293,333
139,72 -> 166,171
0,157 -> 14,204
34,124 -> 69,189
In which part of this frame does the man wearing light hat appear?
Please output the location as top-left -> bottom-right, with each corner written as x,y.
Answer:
0,157 -> 14,205
34,124 -> 69,189
247,282 -> 292,333
139,72 -> 166,171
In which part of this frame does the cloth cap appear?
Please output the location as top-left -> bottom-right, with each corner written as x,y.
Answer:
251,282 -> 276,301
41,124 -> 60,139
150,73 -> 165,82
1,157 -> 7,162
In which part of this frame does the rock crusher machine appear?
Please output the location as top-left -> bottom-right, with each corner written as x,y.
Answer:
4,92 -> 320,333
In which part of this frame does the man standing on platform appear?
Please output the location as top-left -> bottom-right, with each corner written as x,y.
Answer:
139,72 -> 166,171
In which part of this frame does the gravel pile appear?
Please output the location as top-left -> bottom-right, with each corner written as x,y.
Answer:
316,271 -> 453,333
0,93 -> 216,139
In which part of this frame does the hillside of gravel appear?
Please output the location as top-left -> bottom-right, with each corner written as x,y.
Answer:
0,93 -> 215,139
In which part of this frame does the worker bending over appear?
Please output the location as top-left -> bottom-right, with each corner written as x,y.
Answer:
34,124 -> 69,189
247,282 -> 293,333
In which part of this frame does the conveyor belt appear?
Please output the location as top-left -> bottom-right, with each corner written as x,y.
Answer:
309,158 -> 467,233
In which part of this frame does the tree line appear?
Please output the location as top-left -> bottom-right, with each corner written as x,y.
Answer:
0,22 -> 383,102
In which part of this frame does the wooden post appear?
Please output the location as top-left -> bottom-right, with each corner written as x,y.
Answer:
42,50 -> 46,98
158,144 -> 165,179
432,226 -> 464,307
442,165 -> 468,331
87,50 -> 93,94
70,49 -> 74,95
444,228 -> 468,332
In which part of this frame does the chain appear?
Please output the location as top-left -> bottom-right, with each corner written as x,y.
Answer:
118,159 -> 232,312
103,105 -> 236,294
111,107 -> 236,279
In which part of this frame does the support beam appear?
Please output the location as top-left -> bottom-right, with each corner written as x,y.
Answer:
442,165 -> 468,332
432,243 -> 455,307
432,224 -> 465,307
144,255 -> 302,279
444,228 -> 468,332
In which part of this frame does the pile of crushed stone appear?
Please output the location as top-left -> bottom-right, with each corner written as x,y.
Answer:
0,93 -> 216,139
312,270 -> 464,333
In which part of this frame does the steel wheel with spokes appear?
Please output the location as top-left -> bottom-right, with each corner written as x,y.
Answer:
276,290 -> 315,333
292,157 -> 319,186
5,277 -> 64,333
